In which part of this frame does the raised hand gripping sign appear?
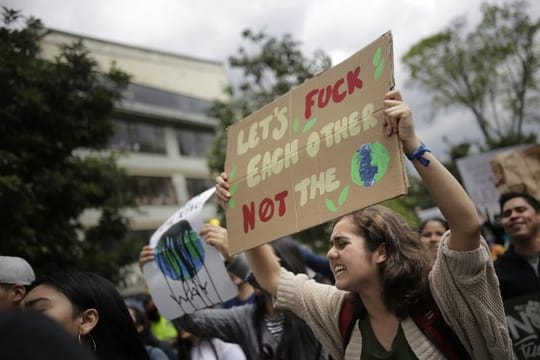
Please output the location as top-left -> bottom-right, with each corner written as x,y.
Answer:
143,187 -> 236,319
224,31 -> 408,254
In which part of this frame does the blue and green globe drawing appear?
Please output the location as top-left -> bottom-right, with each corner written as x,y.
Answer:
155,220 -> 205,281
351,142 -> 389,187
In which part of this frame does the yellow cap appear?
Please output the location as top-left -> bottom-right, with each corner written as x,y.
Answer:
208,218 -> 220,226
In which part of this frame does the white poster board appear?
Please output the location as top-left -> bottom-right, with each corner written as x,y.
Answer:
456,144 -> 530,219
143,187 -> 237,319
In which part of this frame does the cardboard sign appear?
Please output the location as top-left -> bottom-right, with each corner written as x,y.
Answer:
504,292 -> 540,359
143,187 -> 237,319
224,32 -> 408,254
490,144 -> 540,201
456,144 -> 531,220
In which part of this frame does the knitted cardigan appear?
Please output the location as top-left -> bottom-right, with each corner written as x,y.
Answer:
275,233 -> 513,360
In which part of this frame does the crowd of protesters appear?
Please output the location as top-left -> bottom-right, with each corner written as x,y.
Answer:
2,89 -> 539,359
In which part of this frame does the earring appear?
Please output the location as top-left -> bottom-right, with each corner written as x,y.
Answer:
78,332 -> 97,352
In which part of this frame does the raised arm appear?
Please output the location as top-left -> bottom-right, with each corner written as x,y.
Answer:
216,173 -> 282,296
199,223 -> 233,262
383,90 -> 481,251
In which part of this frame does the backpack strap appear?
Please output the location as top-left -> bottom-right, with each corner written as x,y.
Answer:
338,296 -> 357,350
409,293 -> 471,360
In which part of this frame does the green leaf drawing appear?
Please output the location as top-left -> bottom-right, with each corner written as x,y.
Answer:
229,199 -> 235,209
302,117 -> 317,133
374,59 -> 385,80
373,47 -> 382,66
228,166 -> 237,181
229,182 -> 239,196
293,117 -> 299,133
325,199 -> 338,213
338,185 -> 350,206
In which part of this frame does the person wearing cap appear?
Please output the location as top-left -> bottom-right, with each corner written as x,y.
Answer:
0,256 -> 35,310
221,253 -> 256,308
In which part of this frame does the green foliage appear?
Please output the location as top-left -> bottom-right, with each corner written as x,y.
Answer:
402,0 -> 540,150
0,9 -> 133,281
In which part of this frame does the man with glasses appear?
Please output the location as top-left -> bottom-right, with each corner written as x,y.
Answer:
0,256 -> 35,310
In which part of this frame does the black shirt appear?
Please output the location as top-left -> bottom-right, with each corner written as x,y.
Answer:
494,246 -> 540,300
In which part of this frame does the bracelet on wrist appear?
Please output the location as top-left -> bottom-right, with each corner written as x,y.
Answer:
406,143 -> 431,167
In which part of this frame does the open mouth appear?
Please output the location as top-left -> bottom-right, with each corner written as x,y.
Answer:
509,222 -> 525,231
334,265 -> 346,277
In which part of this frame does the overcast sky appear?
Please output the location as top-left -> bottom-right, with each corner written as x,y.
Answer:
3,0 -> 539,158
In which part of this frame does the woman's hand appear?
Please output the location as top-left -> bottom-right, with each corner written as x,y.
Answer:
383,89 -> 420,155
138,245 -> 155,271
215,172 -> 231,208
199,224 -> 232,261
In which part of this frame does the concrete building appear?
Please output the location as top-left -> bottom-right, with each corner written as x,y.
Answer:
41,30 -> 228,290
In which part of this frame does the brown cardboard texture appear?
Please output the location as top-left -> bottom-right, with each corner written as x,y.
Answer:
489,144 -> 540,200
224,31 -> 408,254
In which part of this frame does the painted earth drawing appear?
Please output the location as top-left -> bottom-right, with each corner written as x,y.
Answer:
155,220 -> 205,281
351,142 -> 389,187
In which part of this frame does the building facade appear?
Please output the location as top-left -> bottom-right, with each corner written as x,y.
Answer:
41,30 -> 228,289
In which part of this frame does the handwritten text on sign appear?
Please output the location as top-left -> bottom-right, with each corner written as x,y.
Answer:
224,32 -> 408,254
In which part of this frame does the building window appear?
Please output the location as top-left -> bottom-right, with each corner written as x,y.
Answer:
109,119 -> 166,154
125,83 -> 214,115
185,178 -> 214,198
176,127 -> 214,157
128,176 -> 177,206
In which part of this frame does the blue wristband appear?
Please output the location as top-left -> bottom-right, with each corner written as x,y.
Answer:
406,143 -> 431,167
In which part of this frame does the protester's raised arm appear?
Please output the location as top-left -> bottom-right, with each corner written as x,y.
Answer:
215,172 -> 231,207
138,245 -> 154,271
245,244 -> 281,296
199,224 -> 233,262
215,172 -> 282,296
383,90 -> 481,251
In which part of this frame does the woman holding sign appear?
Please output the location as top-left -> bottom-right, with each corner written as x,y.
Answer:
216,90 -> 512,359
139,226 -> 328,360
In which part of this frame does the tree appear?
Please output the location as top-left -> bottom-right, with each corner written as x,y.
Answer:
402,0 -> 539,150
0,8 -> 133,281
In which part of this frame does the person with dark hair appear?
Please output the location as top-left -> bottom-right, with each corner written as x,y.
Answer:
296,242 -> 335,284
494,191 -> 540,300
418,217 -> 448,263
23,272 -> 150,360
221,253 -> 256,308
139,230 -> 327,360
216,89 -> 512,359
0,256 -> 35,310
0,310 -> 96,360
128,305 -> 175,360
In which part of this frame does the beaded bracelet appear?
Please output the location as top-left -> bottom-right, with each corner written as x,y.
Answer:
406,143 -> 431,167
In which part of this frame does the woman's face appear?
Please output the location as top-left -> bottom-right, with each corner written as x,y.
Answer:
24,284 -> 81,336
327,216 -> 382,292
420,221 -> 446,259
